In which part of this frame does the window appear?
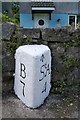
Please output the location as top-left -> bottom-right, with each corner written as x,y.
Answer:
69,16 -> 75,25
68,15 -> 77,29
77,15 -> 80,24
38,19 -> 44,26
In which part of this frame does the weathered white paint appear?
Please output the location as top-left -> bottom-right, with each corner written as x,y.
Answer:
34,13 -> 49,28
32,7 -> 55,11
14,45 -> 51,108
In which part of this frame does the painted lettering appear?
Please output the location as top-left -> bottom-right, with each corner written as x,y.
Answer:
39,63 -> 50,81
40,54 -> 45,62
20,80 -> 25,97
42,82 -> 47,93
20,63 -> 26,79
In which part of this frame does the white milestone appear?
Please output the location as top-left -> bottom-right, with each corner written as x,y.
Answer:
14,45 -> 51,108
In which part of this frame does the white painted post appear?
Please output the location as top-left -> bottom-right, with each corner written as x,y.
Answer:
14,45 -> 51,108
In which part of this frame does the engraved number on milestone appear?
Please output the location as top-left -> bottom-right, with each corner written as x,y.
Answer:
20,80 -> 25,97
39,63 -> 50,81
42,82 -> 47,93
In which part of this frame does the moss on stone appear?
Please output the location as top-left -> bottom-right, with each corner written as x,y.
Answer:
63,56 -> 78,73
63,41 -> 80,47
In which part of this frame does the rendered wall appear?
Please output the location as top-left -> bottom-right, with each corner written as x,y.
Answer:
20,14 -> 34,28
20,13 -> 68,28
49,13 -> 68,28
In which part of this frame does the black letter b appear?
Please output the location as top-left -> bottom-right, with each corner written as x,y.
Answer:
20,63 -> 26,79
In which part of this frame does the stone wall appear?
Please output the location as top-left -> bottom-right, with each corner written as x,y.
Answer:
2,22 -> 80,95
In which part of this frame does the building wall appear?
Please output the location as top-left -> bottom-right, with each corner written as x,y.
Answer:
20,2 -> 79,28
49,13 -> 68,28
2,2 -> 13,16
53,2 -> 78,14
20,13 -> 68,28
20,14 -> 34,28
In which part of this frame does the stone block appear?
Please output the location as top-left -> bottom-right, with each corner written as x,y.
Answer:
65,46 -> 79,58
2,53 -> 14,72
42,28 -> 71,42
2,22 -> 16,41
42,28 -> 58,42
20,29 -> 40,39
14,45 -> 51,108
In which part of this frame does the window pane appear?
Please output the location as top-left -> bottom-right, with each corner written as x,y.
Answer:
77,15 -> 80,23
38,19 -> 44,26
69,16 -> 75,25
